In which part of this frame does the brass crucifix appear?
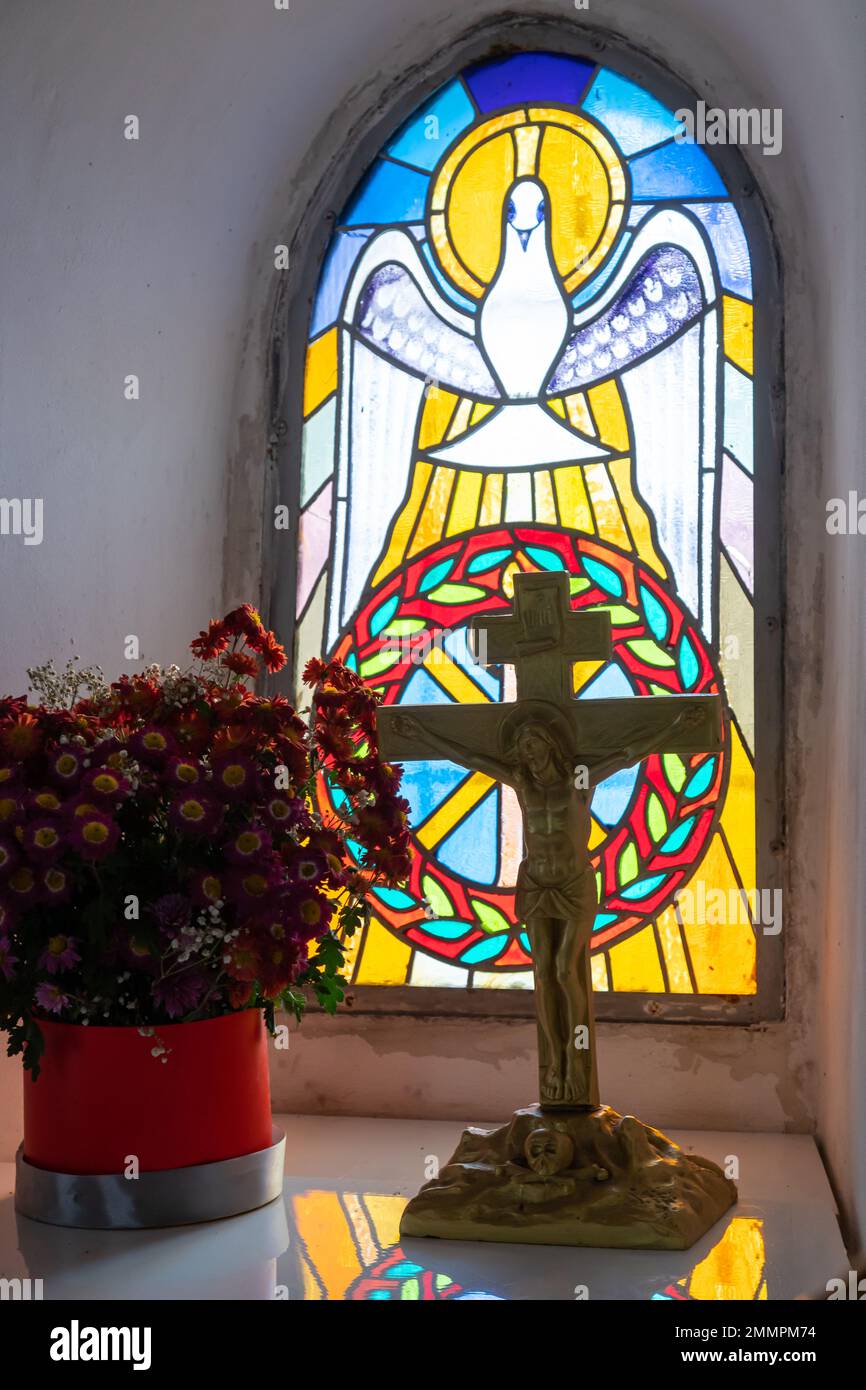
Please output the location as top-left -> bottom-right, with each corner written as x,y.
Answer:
377,571 -> 723,1111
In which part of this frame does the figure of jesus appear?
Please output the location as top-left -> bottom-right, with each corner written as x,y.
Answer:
391,701 -> 702,1109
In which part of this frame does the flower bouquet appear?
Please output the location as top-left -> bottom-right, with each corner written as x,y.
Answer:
0,604 -> 411,1225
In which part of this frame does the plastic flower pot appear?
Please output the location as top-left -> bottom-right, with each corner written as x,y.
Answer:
15,1010 -> 285,1229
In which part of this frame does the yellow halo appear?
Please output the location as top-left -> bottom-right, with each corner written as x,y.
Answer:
430,107 -> 626,300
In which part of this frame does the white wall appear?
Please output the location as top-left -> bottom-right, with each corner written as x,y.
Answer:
0,0 -> 864,1249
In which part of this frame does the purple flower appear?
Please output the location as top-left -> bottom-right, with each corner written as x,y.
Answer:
35,981 -> 68,1015
151,971 -> 207,1019
39,934 -> 81,975
0,935 -> 18,981
151,893 -> 192,935
0,836 -> 19,878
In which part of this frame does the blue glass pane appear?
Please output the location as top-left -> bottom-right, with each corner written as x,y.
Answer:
463,54 -> 594,112
342,159 -> 430,225
579,666 -> 638,825
724,362 -> 753,473
438,787 -> 499,884
310,229 -> 371,336
582,68 -> 683,157
387,79 -> 476,171
572,231 -> 631,310
629,141 -> 727,200
620,872 -> 667,901
686,202 -> 752,297
441,625 -> 500,699
401,758 -> 469,825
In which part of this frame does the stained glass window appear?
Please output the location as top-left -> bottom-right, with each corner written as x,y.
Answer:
291,50 -> 775,1013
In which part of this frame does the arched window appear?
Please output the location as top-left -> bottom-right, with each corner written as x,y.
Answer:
285,43 -> 782,1022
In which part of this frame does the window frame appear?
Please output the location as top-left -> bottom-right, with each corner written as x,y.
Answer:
264,16 -> 785,1026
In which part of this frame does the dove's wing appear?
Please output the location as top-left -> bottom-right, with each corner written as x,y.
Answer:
549,209 -> 720,640
326,231 -> 498,651
344,229 -> 500,398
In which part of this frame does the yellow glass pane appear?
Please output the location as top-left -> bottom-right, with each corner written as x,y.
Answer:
572,658 -> 605,694
721,720 -> 756,890
449,132 -> 515,287
656,905 -> 693,992
355,915 -> 412,985
291,1192 -> 362,1293
533,469 -> 558,524
409,466 -> 454,554
688,1217 -> 766,1300
553,464 -> 594,532
422,645 -> 490,701
417,771 -> 494,850
303,328 -> 338,418
372,461 -> 431,584
514,123 -> 540,176
680,833 -> 757,994
446,468 -> 483,536
479,471 -> 503,524
418,386 -> 458,449
588,380 -> 630,450
723,294 -> 753,375
565,391 -> 596,436
548,397 -> 567,419
608,923 -> 665,992
446,397 -> 474,441
470,401 -> 495,429
583,463 -> 631,548
538,123 -> 612,285
591,952 -> 610,992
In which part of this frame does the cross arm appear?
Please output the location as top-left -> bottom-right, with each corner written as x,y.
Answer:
376,701 -> 513,783
570,693 -> 723,778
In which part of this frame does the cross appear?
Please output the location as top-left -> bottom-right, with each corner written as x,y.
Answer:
377,571 -> 723,1111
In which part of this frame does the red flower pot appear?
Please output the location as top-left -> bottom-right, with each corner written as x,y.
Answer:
23,1010 -> 273,1176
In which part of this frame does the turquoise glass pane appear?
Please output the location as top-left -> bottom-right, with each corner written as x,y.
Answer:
387,80 -> 476,171
582,68 -> 683,156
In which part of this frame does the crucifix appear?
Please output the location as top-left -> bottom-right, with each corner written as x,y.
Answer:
377,571 -> 723,1112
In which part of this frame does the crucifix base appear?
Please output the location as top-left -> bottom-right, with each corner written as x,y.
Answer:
399,1105 -> 737,1250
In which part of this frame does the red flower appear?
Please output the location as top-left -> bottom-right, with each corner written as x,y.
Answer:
0,713 -> 42,760
260,633 -> 287,674
220,651 -> 259,679
225,920 -> 301,997
190,619 -> 230,661
223,605 -> 267,650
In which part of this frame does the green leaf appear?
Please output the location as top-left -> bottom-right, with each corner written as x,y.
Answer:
470,898 -> 511,935
425,582 -> 487,604
421,874 -> 455,918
